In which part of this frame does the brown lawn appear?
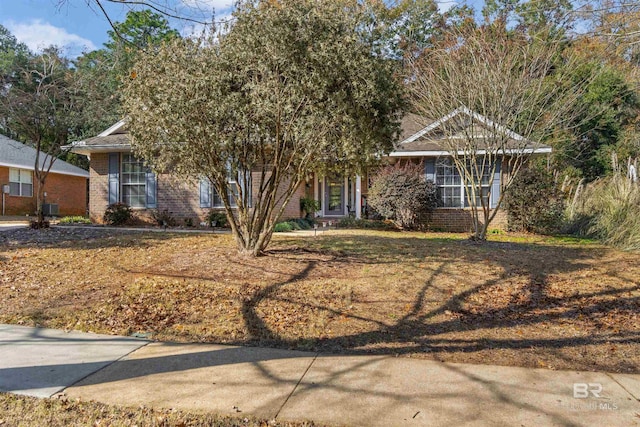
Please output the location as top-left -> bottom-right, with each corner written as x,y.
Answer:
0,227 -> 638,373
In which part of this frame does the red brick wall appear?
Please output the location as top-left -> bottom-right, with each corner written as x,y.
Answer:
88,153 -> 109,223
427,208 -> 507,232
88,155 -> 304,224
0,166 -> 87,216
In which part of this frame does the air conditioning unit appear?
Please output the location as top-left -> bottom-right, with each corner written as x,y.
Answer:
43,203 -> 59,216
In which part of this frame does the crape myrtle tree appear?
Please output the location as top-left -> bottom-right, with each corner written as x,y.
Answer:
124,0 -> 404,256
408,24 -> 591,241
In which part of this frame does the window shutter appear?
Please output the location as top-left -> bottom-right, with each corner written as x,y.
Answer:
108,153 -> 120,204
146,171 -> 157,208
199,178 -> 211,208
425,158 -> 436,182
490,159 -> 502,209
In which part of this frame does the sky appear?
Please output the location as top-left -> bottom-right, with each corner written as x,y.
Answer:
0,0 -> 235,58
1,0 -> 459,58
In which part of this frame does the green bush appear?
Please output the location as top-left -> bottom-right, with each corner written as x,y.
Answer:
368,162 -> 437,230
59,216 -> 91,224
150,209 -> 176,227
103,203 -> 133,226
504,163 -> 565,234
273,218 -> 315,232
300,197 -> 320,219
274,221 -> 293,232
206,211 -> 229,228
337,217 -> 397,230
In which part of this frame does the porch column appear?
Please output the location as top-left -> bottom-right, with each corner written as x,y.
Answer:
355,175 -> 362,219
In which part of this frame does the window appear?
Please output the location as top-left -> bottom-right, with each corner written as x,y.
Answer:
200,168 -> 246,209
121,154 -> 147,208
9,168 -> 33,197
464,161 -> 492,208
435,158 -> 496,208
436,159 -> 462,207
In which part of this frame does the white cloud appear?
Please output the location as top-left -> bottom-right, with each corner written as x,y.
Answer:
437,0 -> 457,13
181,0 -> 235,12
4,19 -> 96,57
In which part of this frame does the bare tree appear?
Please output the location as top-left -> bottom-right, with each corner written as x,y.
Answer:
0,48 -> 77,225
408,25 -> 591,240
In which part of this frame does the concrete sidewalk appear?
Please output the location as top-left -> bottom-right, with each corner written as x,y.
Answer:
0,325 -> 638,426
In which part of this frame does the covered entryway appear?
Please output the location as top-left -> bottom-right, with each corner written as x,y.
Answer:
314,174 -> 363,218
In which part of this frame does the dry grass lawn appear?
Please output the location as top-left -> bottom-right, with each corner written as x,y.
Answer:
0,393 -> 323,426
0,227 -> 638,373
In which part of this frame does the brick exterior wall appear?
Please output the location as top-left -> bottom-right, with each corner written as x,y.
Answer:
427,208 -> 507,232
88,153 -> 305,224
0,166 -> 87,216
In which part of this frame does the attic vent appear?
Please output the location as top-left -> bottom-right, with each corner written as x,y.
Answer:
43,203 -> 59,216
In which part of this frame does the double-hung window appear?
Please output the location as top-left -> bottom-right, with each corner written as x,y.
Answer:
434,158 -> 498,208
435,159 -> 462,207
121,154 -> 148,208
200,167 -> 246,209
9,168 -> 33,197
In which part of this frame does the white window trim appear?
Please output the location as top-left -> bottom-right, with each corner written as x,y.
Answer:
120,154 -> 147,209
435,159 -> 492,209
9,168 -> 33,197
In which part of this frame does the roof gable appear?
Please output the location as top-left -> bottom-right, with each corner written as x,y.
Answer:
393,107 -> 550,156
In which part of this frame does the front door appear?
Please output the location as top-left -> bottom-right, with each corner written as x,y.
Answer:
325,176 -> 344,216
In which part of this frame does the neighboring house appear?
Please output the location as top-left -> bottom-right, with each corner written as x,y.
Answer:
70,108 -> 551,231
0,134 -> 89,217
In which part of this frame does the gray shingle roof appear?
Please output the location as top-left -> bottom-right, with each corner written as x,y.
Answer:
392,109 -> 551,156
0,134 -> 90,178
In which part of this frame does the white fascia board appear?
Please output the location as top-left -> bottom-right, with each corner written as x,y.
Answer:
388,147 -> 552,157
97,119 -> 127,137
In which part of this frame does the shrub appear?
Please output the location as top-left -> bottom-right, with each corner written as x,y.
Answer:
566,155 -> 640,251
150,209 -> 176,227
59,216 -> 91,224
300,197 -> 320,219
367,162 -> 437,230
29,219 -> 50,229
274,221 -> 293,232
103,203 -> 133,226
273,218 -> 314,232
206,211 -> 228,228
504,163 -> 565,234
337,217 -> 397,230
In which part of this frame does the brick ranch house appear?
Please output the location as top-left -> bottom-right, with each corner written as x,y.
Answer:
0,134 -> 89,217
69,108 -> 551,231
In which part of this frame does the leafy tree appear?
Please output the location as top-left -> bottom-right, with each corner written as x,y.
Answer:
0,24 -> 29,82
124,0 -> 404,256
408,24 -> 592,241
504,162 -> 565,234
72,10 -> 180,139
368,162 -> 437,230
362,0 -> 444,59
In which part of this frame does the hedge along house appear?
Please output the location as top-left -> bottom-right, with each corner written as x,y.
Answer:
71,108 -> 551,230
0,134 -> 89,217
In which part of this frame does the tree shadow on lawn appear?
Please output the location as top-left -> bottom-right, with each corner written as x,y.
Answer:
0,226 -> 208,252
239,234 -> 640,373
